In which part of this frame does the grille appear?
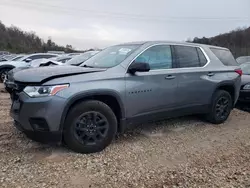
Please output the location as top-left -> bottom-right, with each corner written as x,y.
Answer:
6,82 -> 26,92
7,82 -> 27,101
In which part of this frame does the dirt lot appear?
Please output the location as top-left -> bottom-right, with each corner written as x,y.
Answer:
0,83 -> 250,188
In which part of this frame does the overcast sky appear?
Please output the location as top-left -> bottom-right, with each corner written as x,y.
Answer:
0,0 -> 249,50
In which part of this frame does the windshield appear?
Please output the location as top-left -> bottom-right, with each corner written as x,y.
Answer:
49,56 -> 59,60
12,55 -> 24,61
18,54 -> 31,61
57,57 -> 72,63
2,55 -> 16,60
80,44 -> 140,68
49,56 -> 69,62
240,63 -> 250,75
65,51 -> 99,65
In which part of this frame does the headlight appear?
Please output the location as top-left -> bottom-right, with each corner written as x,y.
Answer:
243,84 -> 250,90
23,84 -> 69,97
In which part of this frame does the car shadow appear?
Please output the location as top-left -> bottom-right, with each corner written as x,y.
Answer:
235,103 -> 250,113
115,115 -> 204,143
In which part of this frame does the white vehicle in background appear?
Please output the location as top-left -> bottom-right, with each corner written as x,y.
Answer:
64,50 -> 100,66
31,55 -> 74,67
0,51 -> 10,56
4,51 -> 100,83
66,53 -> 82,56
236,56 -> 250,65
0,53 -> 58,82
0,54 -> 26,62
14,51 -> 100,68
0,54 -> 18,62
47,51 -> 65,55
10,54 -> 26,61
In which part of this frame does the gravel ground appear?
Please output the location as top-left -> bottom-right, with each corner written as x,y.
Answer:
0,83 -> 250,188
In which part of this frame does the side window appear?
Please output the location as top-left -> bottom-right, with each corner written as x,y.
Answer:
27,55 -> 42,60
197,48 -> 207,66
28,55 -> 56,60
174,46 -> 200,68
134,45 -> 173,70
42,55 -> 57,59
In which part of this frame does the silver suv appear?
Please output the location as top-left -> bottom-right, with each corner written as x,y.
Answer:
5,41 -> 242,153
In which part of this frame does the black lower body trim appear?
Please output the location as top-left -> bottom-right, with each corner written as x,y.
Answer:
14,121 -> 62,144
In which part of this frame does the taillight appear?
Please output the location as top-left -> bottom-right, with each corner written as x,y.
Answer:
235,69 -> 242,76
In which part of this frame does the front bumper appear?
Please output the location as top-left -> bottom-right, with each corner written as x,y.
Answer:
9,91 -> 67,143
238,90 -> 250,103
14,121 -> 61,143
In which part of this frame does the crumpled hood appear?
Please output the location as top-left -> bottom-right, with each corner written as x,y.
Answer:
30,59 -> 63,67
13,65 -> 106,84
241,75 -> 250,85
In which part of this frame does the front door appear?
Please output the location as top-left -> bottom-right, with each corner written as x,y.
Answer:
125,44 -> 178,122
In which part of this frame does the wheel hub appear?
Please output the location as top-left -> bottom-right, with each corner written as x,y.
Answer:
74,111 -> 109,145
86,123 -> 97,135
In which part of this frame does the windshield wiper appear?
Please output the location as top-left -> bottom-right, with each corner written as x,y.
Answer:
82,64 -> 95,68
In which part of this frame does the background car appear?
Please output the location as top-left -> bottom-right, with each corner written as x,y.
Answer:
0,51 -> 10,56
3,52 -> 98,84
0,53 -> 58,82
50,55 -> 73,63
66,53 -> 82,56
64,50 -> 100,66
30,55 -> 74,67
236,56 -> 250,64
10,54 -> 26,61
0,54 -> 18,62
238,62 -> 250,103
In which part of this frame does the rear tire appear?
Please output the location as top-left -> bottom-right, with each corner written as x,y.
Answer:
0,68 -> 11,83
63,100 -> 117,154
206,90 -> 233,124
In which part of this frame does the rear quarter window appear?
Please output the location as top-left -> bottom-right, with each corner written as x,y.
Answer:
197,48 -> 207,66
210,48 -> 237,66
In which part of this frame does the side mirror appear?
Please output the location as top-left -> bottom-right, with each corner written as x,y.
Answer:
24,58 -> 32,63
128,62 -> 150,74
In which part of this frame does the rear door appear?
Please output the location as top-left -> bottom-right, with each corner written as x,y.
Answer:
125,44 -> 179,121
173,45 -> 213,110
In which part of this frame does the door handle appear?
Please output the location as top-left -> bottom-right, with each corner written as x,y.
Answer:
207,72 -> 214,77
165,75 -> 176,80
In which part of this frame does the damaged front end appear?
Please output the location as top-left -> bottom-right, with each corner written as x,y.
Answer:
4,71 -> 26,102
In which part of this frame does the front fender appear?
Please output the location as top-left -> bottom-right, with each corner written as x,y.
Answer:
59,89 -> 125,130
0,64 -> 15,70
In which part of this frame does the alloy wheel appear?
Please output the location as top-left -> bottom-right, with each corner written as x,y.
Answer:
73,111 -> 109,145
215,96 -> 230,119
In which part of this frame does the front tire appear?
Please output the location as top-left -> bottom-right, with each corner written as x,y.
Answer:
206,90 -> 233,124
0,68 -> 11,83
63,100 -> 117,154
